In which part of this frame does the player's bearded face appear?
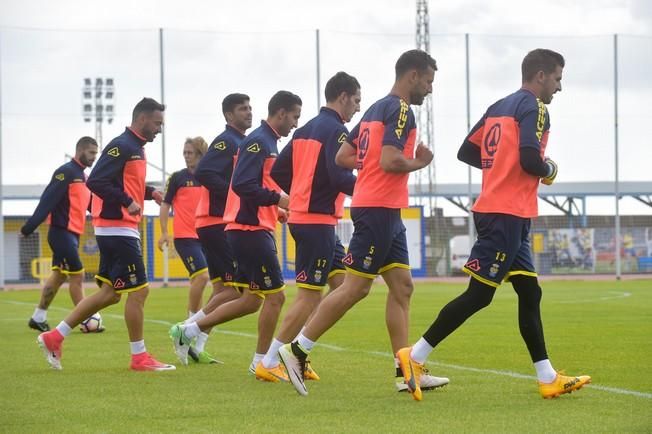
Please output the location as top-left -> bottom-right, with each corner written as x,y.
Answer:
141,111 -> 164,142
540,66 -> 563,105
343,90 -> 361,122
233,102 -> 253,131
79,145 -> 99,168
279,105 -> 301,137
410,68 -> 435,106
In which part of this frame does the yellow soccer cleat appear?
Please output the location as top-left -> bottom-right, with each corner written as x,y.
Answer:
396,347 -> 424,401
255,361 -> 289,383
303,360 -> 320,381
539,372 -> 591,399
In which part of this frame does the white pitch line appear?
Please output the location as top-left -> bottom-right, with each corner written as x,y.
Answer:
3,298 -> 651,400
558,291 -> 632,304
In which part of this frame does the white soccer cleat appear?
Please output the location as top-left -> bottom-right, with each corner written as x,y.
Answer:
278,343 -> 308,396
396,369 -> 449,392
168,324 -> 191,366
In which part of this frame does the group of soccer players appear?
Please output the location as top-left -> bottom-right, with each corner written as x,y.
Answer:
30,47 -> 590,400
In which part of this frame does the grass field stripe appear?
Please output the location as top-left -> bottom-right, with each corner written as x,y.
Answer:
4,298 -> 651,400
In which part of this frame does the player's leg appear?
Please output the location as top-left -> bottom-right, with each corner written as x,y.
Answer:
200,280 -> 241,314
173,238 -> 209,315
180,229 -> 235,363
381,230 -> 450,392
508,223 -> 591,397
327,272 -> 344,291
289,236 -> 344,339
66,272 -> 85,306
301,208 -> 397,343
36,282 -> 119,370
170,230 -> 269,365
273,289 -> 322,349
505,224 -> 549,370
40,233 -> 122,349
261,228 -> 340,382
29,269 -> 66,331
201,290 -> 264,328
186,281 -> 236,364
61,231 -> 86,307
280,209 -> 395,394
124,285 -> 148,342
30,228 -> 80,331
510,274 -> 591,397
187,271 -> 210,314
379,225 -> 413,355
383,268 -> 412,352
268,224 -> 334,348
325,234 -> 346,292
254,290 -> 288,381
398,213 -> 522,400
192,225 -> 242,317
240,230 -> 287,378
107,235 -> 174,370
170,288 -> 263,365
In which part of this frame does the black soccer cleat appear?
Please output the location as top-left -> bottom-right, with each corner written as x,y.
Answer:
28,318 -> 51,332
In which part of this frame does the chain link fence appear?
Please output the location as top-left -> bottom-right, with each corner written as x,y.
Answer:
1,28 -> 651,284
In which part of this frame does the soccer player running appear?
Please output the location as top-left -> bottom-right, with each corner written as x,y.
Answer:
169,91 -> 300,373
158,136 -> 218,363
22,137 -> 100,332
252,72 -> 361,383
396,49 -> 591,401
178,94 -> 252,365
37,98 -> 176,372
279,50 -> 448,396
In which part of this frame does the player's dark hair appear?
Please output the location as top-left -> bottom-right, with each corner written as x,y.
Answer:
268,91 -> 302,116
521,49 -> 565,82
75,136 -> 97,151
222,93 -> 250,116
395,49 -> 437,79
132,97 -> 165,122
324,72 -> 361,103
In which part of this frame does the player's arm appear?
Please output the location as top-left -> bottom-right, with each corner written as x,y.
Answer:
336,122 -> 360,170
379,100 -> 433,173
231,143 -> 282,207
145,185 -> 163,204
518,105 -> 557,183
195,147 -> 233,203
327,129 -> 356,195
20,168 -> 69,236
457,116 -> 485,169
520,148 -> 552,177
158,202 -> 172,250
157,173 -> 177,251
335,141 -> 357,171
270,141 -> 293,194
86,145 -> 133,207
380,143 -> 432,173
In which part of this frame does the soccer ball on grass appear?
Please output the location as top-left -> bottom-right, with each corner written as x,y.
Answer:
80,313 -> 104,333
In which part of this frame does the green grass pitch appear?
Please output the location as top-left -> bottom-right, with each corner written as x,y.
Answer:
1,279 -> 650,433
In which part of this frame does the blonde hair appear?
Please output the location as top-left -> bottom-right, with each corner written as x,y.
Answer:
185,136 -> 208,157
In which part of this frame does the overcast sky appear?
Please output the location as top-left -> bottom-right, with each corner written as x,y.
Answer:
1,0 -> 651,216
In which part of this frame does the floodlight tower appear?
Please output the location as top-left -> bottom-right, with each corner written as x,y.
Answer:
82,78 -> 115,149
415,0 -> 435,211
